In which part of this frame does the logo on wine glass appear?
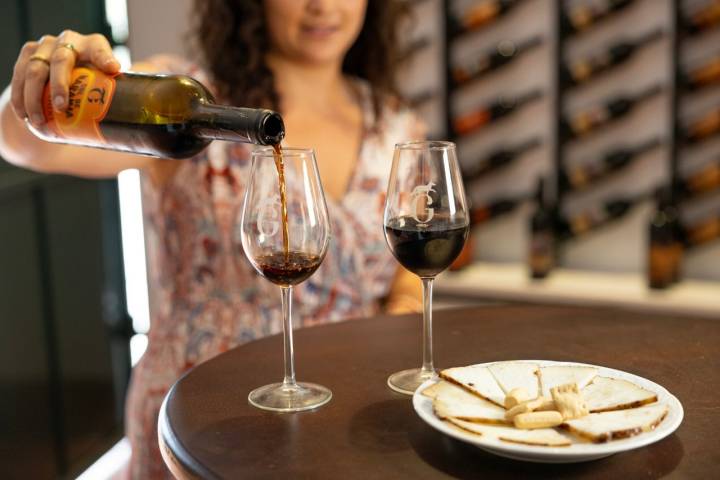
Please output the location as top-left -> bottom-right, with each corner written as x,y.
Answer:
410,182 -> 436,226
257,194 -> 280,237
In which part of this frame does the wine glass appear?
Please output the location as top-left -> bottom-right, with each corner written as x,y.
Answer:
240,147 -> 332,412
383,141 -> 469,395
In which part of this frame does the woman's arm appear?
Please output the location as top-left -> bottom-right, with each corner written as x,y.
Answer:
0,31 -> 161,178
385,267 -> 423,314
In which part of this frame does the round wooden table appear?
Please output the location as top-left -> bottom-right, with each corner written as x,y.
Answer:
158,304 -> 719,479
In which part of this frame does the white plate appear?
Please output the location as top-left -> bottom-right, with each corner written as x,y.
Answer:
412,360 -> 683,463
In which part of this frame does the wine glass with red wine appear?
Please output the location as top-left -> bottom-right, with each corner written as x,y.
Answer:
384,141 -> 469,395
240,147 -> 331,412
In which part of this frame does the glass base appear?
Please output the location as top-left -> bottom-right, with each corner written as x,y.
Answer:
248,381 -> 332,412
387,368 -> 438,396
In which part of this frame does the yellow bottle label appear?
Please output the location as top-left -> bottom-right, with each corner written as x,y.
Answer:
42,67 -> 117,144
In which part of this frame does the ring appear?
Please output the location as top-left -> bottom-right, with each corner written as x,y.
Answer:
28,54 -> 50,67
58,42 -> 77,56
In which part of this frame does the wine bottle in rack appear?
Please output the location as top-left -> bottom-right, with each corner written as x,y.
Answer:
463,137 -> 542,182
562,84 -> 663,139
452,35 -> 544,86
449,193 -> 528,271
681,107 -> 720,144
558,193 -> 646,239
562,0 -> 634,34
528,177 -> 555,279
683,0 -> 720,35
559,138 -> 662,191
677,161 -> 720,198
407,90 -> 438,109
450,0 -> 522,36
398,36 -> 432,63
682,214 -> 720,247
681,55 -> 720,90
648,187 -> 683,289
562,28 -> 664,86
471,195 -> 527,224
453,89 -> 543,136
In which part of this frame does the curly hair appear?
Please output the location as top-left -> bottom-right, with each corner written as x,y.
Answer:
190,0 -> 409,119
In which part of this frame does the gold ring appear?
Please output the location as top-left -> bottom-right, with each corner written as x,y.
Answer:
58,42 -> 77,55
28,54 -> 50,67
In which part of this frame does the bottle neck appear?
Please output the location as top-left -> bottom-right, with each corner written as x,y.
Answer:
192,103 -> 285,146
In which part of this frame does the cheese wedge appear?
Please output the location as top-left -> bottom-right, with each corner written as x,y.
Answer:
582,376 -> 658,413
539,365 -> 598,398
561,403 -> 668,443
433,383 -> 508,425
440,365 -> 506,407
488,362 -> 540,399
421,381 -> 448,399
448,417 -> 572,447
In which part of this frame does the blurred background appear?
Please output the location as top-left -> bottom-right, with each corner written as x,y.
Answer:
1,0 -> 719,478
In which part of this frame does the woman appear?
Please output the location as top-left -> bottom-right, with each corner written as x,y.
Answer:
0,0 -> 423,477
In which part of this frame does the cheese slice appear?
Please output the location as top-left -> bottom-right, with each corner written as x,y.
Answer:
539,365 -> 598,398
432,382 -> 508,424
440,365 -> 506,407
488,361 -> 540,399
448,417 -> 572,447
583,377 -> 658,413
561,403 -> 668,443
421,381 -> 448,399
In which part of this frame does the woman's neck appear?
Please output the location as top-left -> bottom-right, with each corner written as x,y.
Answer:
266,53 -> 353,112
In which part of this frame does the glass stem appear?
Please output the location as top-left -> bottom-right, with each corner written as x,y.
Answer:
281,286 -> 296,387
421,277 -> 435,375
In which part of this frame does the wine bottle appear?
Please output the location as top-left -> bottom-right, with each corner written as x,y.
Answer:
398,36 -> 432,63
528,177 -> 555,279
677,161 -> 720,198
463,137 -> 542,182
450,0 -> 521,36
471,195 -> 526,224
683,0 -> 720,35
562,28 -> 664,86
560,138 -> 661,191
562,84 -> 662,139
449,194 -> 527,271
407,90 -> 437,109
682,214 -> 720,247
452,35 -> 543,86
681,107 -> 720,144
453,89 -> 542,136
562,0 -> 634,34
558,194 -> 643,239
681,56 -> 720,90
30,67 -> 285,159
648,187 -> 683,289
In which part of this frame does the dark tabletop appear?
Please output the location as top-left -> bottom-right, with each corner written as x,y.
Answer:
158,304 -> 720,479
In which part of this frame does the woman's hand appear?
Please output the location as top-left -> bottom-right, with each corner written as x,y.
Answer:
10,31 -> 120,126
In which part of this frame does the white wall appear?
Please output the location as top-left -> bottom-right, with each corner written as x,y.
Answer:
127,0 -> 193,61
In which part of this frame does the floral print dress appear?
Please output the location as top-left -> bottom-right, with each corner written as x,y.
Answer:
123,57 -> 423,479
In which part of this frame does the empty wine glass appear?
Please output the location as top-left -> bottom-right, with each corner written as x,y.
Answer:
383,141 -> 469,395
240,147 -> 331,412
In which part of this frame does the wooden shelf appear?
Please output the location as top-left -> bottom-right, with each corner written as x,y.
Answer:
436,262 -> 720,318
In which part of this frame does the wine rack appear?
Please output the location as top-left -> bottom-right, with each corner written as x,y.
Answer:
398,0 -> 720,285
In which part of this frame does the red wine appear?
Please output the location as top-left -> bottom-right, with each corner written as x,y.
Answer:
272,144 -> 290,258
255,251 -> 322,287
385,216 -> 468,278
